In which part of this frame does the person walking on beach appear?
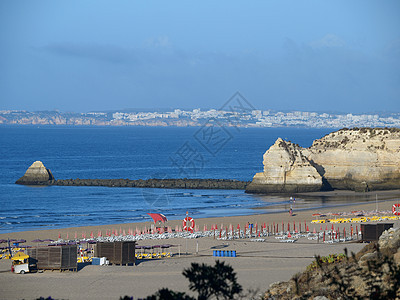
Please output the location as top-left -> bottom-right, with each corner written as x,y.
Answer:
289,196 -> 294,216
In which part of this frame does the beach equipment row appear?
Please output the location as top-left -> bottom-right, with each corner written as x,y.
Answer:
311,215 -> 400,224
213,250 -> 236,257
135,252 -> 172,259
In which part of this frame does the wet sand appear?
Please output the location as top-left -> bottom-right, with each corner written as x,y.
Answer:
1,194 -> 400,299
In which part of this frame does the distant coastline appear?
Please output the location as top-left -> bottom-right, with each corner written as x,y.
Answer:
1,109 -> 399,128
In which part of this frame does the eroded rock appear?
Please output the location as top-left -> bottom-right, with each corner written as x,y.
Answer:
247,128 -> 400,194
15,161 -> 54,185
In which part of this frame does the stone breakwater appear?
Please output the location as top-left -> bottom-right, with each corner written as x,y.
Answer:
49,178 -> 249,189
15,162 -> 249,190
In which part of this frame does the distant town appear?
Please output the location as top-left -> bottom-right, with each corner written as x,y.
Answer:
0,109 -> 399,128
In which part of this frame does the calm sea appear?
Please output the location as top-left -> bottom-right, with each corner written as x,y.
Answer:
0,126 -> 338,233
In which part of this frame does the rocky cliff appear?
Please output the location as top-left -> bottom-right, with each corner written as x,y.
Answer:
264,226 -> 400,299
246,127 -> 400,193
15,161 -> 55,185
247,138 -> 323,193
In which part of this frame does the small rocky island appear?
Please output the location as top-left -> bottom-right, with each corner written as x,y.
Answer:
246,127 -> 400,193
15,161 -> 55,185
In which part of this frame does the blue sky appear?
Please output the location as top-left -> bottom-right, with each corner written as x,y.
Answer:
0,1 -> 399,113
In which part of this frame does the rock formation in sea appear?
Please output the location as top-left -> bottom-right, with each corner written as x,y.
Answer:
246,127 -> 400,193
14,162 -> 249,189
247,138 -> 323,193
15,161 -> 55,185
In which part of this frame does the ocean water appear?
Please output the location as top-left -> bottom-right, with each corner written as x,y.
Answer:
0,126 -> 336,233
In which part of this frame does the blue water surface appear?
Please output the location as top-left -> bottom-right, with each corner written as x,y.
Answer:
0,126 -> 332,233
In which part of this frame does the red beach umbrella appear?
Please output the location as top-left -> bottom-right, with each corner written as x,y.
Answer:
147,213 -> 168,223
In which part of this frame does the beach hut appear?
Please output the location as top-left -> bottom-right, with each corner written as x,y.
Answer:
94,241 -> 136,265
361,223 -> 393,242
27,245 -> 77,272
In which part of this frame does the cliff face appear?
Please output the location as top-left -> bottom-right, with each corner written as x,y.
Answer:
246,128 -> 400,193
15,161 -> 54,185
248,138 -> 323,193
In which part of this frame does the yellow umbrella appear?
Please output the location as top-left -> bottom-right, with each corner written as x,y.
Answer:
11,252 -> 29,260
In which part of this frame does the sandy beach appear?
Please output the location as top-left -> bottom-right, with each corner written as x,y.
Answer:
1,193 -> 400,300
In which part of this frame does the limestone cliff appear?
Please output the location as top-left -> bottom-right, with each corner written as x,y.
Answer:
15,161 -> 55,185
247,138 -> 323,193
246,127 -> 400,193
